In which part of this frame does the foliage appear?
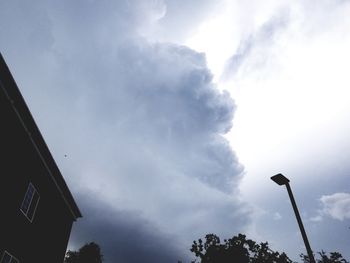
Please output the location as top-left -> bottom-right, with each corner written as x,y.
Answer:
64,250 -> 79,263
64,242 -> 103,263
189,233 -> 349,263
190,233 -> 293,263
300,251 -> 349,263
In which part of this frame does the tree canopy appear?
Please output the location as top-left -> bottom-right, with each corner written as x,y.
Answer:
189,233 -> 348,263
300,251 -> 348,263
64,242 -> 103,263
189,233 -> 292,263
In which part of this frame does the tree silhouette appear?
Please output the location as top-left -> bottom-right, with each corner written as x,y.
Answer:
189,233 -> 349,263
190,233 -> 293,263
64,242 -> 103,263
300,251 -> 348,263
64,250 -> 79,263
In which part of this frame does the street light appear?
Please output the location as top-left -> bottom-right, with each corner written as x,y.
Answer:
271,173 -> 316,263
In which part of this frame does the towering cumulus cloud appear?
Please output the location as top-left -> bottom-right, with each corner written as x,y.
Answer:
57,34 -> 247,263
0,0 -> 249,262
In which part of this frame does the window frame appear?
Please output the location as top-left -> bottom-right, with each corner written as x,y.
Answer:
20,182 -> 40,223
0,250 -> 19,263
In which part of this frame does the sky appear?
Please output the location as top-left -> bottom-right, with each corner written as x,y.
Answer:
1,0 -> 350,262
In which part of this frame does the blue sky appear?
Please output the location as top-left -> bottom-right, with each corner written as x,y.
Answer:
1,1 -> 350,262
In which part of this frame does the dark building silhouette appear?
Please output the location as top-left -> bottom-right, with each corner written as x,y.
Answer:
0,53 -> 82,262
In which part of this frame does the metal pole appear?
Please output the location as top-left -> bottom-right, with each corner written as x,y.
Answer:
285,183 -> 316,263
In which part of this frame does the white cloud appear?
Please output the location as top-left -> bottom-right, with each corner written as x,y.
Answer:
3,0 -> 350,260
318,193 -> 350,221
0,1 -> 252,261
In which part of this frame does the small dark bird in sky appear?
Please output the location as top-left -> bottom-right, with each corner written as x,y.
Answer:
64,154 -> 67,157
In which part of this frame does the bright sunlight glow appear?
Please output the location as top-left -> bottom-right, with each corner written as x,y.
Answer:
185,0 -> 350,196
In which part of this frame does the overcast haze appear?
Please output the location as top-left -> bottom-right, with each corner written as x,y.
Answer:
1,1 -> 350,262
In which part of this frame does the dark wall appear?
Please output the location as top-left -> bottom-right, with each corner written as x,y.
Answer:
0,82 -> 74,262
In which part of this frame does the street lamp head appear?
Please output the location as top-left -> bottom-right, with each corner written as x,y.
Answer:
271,173 -> 290,185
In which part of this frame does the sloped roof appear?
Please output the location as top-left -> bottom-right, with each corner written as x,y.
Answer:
0,53 -> 82,220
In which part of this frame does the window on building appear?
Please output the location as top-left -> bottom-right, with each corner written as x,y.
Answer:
20,183 -> 40,222
0,251 -> 19,263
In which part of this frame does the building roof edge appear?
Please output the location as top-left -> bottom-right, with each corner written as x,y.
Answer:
0,52 -> 82,220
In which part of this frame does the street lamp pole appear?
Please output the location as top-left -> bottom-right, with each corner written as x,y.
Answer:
271,173 -> 316,263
